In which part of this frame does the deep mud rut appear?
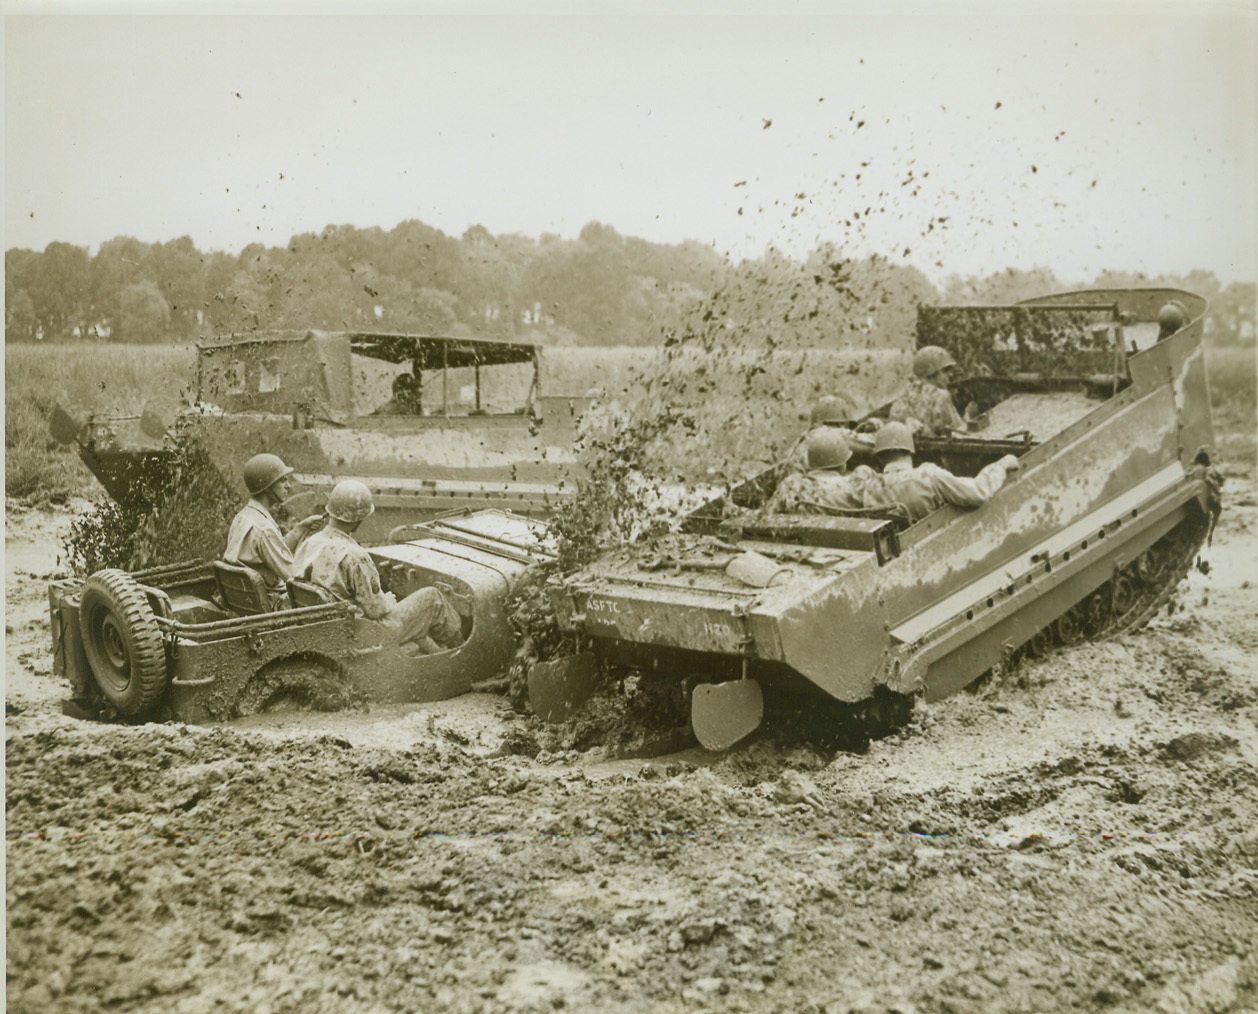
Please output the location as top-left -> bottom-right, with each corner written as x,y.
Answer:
6,467 -> 1258,1014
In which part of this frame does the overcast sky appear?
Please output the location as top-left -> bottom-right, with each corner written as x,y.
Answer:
4,5 -> 1257,287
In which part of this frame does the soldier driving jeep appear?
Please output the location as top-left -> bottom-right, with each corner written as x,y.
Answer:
224,453 -> 324,610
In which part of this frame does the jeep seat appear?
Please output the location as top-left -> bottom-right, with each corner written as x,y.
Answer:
287,577 -> 336,608
212,560 -> 272,615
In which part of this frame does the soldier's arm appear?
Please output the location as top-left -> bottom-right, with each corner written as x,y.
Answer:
934,389 -> 965,434
344,553 -> 393,620
811,474 -> 866,511
928,459 -> 1013,509
254,528 -> 299,583
767,473 -> 810,513
284,515 -> 325,552
859,471 -> 889,510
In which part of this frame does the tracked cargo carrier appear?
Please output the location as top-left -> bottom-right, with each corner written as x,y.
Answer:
538,290 -> 1222,749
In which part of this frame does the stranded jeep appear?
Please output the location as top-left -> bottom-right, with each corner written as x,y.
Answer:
50,510 -> 553,723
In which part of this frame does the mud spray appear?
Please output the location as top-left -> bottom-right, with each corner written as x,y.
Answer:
65,433 -> 243,575
507,256 -> 923,751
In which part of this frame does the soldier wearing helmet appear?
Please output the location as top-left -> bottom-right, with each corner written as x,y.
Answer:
809,394 -> 858,428
224,453 -> 324,608
295,480 -> 466,654
888,345 -> 965,437
1156,301 -> 1188,342
768,428 -> 878,514
862,421 -> 1021,523
786,392 -> 874,474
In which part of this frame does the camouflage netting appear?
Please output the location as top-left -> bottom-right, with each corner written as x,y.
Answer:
915,305 -> 1122,378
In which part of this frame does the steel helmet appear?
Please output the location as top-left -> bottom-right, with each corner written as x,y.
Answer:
806,428 -> 852,471
912,346 -> 957,381
1157,302 -> 1187,334
243,453 -> 294,495
873,421 -> 915,457
326,479 -> 376,524
809,394 -> 858,427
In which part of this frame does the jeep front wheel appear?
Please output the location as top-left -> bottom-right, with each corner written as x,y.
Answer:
78,569 -> 168,717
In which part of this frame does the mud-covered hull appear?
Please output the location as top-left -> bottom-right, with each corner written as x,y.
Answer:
76,445 -> 177,511
55,330 -> 905,540
547,289 -> 1221,744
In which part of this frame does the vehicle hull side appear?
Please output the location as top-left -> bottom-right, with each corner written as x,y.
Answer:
166,612 -> 358,723
764,302 -> 1214,702
187,412 -> 576,538
909,494 -> 1201,701
550,291 -> 1217,709
76,446 -> 175,510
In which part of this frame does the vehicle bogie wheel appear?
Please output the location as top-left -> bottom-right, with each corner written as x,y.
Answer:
1135,548 -> 1166,584
1079,589 -> 1113,638
1111,574 -> 1138,619
1026,627 -> 1055,658
77,569 -> 168,717
1053,610 -> 1083,647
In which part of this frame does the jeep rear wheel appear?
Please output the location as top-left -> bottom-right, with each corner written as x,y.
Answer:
233,655 -> 355,717
78,569 -> 168,717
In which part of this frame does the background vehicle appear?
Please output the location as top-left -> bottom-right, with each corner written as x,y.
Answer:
50,330 -> 902,543
49,510 -> 553,723
540,289 -> 1223,749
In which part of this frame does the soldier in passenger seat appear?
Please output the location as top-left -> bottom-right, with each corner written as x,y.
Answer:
863,422 -> 1020,524
294,480 -> 469,655
769,429 -> 878,513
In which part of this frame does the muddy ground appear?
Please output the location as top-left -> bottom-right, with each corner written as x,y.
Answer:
6,455 -> 1258,1013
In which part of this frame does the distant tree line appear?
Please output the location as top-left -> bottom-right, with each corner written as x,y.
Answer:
5,221 -> 1254,347
3,222 -> 727,346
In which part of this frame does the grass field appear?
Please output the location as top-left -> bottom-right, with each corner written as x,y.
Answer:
4,343 -> 195,502
4,339 -> 1254,503
1205,343 -> 1257,474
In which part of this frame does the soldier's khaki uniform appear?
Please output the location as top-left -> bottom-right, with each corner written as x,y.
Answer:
888,377 -> 963,436
294,527 -> 462,648
768,465 -> 879,514
224,499 -> 301,609
862,457 -> 1015,523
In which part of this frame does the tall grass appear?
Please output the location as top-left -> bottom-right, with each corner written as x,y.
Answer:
5,343 -> 195,502
1204,344 -> 1257,476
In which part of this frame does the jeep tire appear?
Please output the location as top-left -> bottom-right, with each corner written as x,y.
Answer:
78,569 -> 168,717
